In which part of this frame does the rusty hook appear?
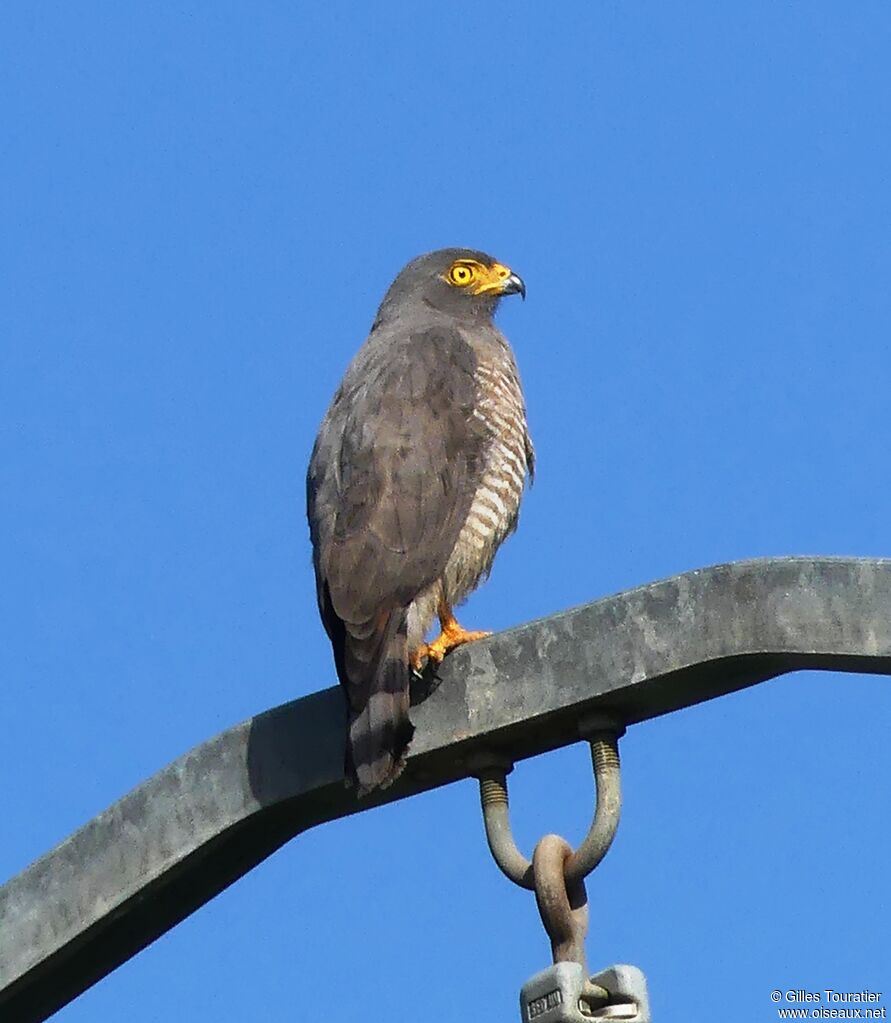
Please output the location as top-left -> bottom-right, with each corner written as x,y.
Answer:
530,834 -> 611,1007
532,834 -> 589,969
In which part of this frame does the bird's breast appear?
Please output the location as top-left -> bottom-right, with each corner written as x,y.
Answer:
443,353 -> 531,601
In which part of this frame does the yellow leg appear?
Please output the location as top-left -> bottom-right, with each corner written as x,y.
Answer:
410,601 -> 491,669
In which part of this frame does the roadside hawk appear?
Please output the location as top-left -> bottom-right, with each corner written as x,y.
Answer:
307,248 -> 533,795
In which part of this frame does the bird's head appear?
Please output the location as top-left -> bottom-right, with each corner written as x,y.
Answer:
374,248 -> 525,325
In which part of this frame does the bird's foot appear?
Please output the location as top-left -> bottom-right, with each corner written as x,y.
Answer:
412,620 -> 492,669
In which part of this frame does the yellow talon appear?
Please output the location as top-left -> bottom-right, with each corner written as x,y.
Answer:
410,601 -> 492,669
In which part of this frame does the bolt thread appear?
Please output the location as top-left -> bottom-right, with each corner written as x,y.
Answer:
591,738 -> 620,772
479,775 -> 509,808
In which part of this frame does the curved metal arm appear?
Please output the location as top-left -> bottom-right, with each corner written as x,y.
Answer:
7,557 -> 891,1022
472,717 -> 625,890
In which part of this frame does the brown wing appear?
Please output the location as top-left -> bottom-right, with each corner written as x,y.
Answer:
307,325 -> 487,791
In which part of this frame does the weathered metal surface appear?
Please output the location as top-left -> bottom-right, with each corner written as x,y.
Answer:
3,556 -> 891,1021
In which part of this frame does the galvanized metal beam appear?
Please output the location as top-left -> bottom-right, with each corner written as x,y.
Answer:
3,556 -> 891,1021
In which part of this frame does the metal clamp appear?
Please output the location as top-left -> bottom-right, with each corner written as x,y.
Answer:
519,963 -> 651,1023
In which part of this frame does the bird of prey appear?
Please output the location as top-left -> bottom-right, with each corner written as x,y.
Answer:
307,248 -> 533,795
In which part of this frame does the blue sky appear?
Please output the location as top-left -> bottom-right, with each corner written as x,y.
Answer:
2,3 -> 889,1020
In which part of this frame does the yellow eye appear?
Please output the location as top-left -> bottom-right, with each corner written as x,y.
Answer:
448,262 -> 476,287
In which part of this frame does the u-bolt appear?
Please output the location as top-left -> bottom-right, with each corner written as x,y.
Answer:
470,714 -> 625,890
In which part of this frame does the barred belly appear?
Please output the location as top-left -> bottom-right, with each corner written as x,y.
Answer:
442,355 -> 530,603
404,351 -> 531,651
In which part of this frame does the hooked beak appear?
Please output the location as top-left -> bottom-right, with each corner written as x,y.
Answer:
501,272 -> 526,300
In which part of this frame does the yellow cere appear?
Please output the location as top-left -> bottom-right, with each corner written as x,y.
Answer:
445,259 -> 513,295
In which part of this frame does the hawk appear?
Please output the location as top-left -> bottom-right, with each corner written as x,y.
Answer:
307,248 -> 533,795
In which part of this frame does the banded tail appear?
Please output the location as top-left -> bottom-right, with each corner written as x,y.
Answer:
329,602 -> 416,795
